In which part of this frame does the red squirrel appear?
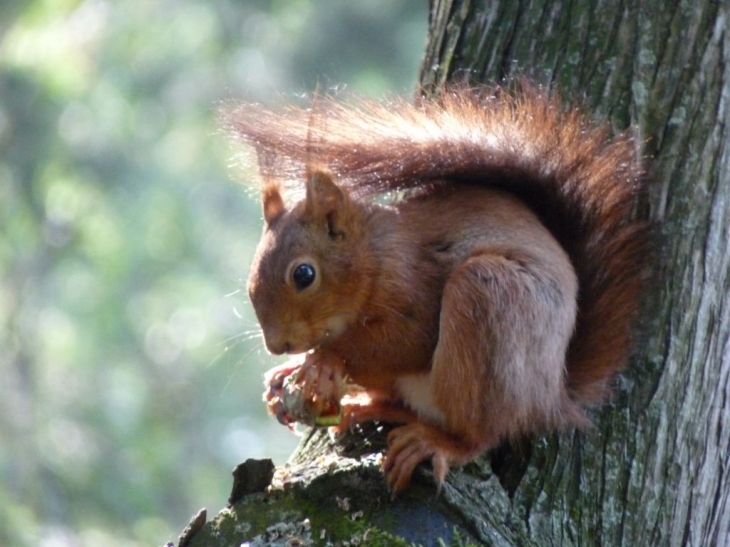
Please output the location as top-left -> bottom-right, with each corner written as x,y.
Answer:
227,86 -> 647,493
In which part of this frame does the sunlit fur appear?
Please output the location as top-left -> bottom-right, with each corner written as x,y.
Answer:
229,85 -> 648,491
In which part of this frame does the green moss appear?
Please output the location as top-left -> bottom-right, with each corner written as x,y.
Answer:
436,528 -> 480,547
187,489 -> 418,546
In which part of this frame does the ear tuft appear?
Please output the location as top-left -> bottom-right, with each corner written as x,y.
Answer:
262,182 -> 285,225
305,170 -> 347,236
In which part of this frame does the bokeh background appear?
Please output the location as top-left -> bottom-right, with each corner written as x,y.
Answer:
0,1 -> 426,545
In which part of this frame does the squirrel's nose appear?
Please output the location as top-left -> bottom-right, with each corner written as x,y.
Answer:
265,337 -> 291,355
262,325 -> 287,355
266,342 -> 291,355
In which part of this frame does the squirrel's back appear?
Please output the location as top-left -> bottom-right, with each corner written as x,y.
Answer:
228,85 -> 648,403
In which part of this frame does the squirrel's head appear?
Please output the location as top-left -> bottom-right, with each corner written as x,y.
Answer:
247,170 -> 372,355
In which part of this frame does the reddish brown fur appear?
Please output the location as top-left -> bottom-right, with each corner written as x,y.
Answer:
228,86 -> 647,492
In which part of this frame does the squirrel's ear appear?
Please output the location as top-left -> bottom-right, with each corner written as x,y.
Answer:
262,182 -> 285,225
305,170 -> 347,237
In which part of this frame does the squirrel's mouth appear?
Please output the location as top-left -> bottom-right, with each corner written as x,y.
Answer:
312,318 -> 350,350
279,314 -> 350,354
324,314 -> 349,341
311,329 -> 333,351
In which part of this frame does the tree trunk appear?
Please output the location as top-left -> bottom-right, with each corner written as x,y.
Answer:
175,1 -> 730,545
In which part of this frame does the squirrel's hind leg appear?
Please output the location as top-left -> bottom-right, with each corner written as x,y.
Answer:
383,248 -> 576,492
430,247 -> 577,441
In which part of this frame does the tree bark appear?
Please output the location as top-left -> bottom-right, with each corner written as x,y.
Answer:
421,1 -> 730,545
177,1 -> 730,545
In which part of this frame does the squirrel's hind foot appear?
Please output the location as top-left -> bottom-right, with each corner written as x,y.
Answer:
383,423 -> 485,496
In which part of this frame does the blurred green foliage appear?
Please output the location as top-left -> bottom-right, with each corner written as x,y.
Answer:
0,1 -> 426,545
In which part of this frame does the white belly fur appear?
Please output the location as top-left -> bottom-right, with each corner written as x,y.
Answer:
395,373 -> 445,425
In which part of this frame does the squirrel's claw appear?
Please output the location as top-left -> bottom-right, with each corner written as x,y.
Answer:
383,423 -> 452,496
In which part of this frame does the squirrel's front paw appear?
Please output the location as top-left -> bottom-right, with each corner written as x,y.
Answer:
338,398 -> 418,432
263,359 -> 305,428
263,351 -> 347,429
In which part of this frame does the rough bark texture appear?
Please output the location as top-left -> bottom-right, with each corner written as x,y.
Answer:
175,1 -> 729,545
421,1 -> 730,545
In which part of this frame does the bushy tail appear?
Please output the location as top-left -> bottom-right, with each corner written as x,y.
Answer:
227,85 -> 648,404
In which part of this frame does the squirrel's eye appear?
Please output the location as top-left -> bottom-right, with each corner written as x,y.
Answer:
292,263 -> 316,291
